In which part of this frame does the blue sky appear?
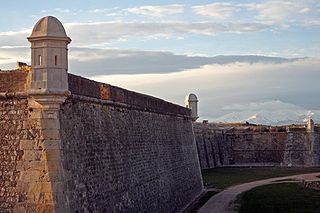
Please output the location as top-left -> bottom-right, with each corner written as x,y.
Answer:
0,0 -> 320,124
1,0 -> 319,57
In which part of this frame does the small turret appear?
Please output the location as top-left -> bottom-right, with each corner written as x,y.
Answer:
307,118 -> 314,132
28,16 -> 71,95
185,93 -> 199,121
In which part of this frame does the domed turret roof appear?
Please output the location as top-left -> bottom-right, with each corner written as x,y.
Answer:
185,93 -> 198,102
28,16 -> 71,42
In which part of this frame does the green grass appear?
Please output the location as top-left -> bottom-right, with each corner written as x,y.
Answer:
202,167 -> 320,189
238,183 -> 320,213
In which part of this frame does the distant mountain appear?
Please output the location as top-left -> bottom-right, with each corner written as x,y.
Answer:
211,100 -> 320,126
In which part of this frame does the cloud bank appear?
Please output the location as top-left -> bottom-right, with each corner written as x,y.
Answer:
215,100 -> 320,125
91,58 -> 320,125
0,46 -> 300,75
0,21 -> 272,49
192,3 -> 238,19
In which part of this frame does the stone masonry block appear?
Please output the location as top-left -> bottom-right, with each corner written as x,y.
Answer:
41,119 -> 60,130
45,161 -> 62,174
42,150 -> 61,161
22,161 -> 46,171
20,140 -> 35,150
41,129 -> 60,140
13,204 -> 26,213
19,171 -> 42,182
42,140 -> 61,150
23,150 -> 44,161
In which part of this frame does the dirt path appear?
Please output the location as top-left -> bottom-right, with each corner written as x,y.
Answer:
198,172 -> 320,213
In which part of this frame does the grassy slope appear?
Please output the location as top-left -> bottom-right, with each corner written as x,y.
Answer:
239,183 -> 320,213
202,167 -> 320,189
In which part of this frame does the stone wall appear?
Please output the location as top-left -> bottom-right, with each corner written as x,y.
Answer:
0,71 -> 203,212
58,75 -> 203,213
0,69 -> 36,212
194,123 -> 320,169
0,70 -> 61,212
0,70 -> 29,93
68,74 -> 189,116
0,98 -> 28,212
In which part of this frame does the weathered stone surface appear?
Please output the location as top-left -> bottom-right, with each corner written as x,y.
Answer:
59,97 -> 203,213
194,123 -> 320,169
68,73 -> 190,117
0,71 -> 203,213
0,94 -> 69,213
0,98 -> 35,212
0,70 -> 29,93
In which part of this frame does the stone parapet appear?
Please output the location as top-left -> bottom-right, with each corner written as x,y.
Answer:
0,70 -> 30,93
68,74 -> 191,117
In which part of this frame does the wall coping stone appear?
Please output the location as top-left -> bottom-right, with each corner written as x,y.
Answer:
68,73 -> 191,117
69,94 -> 192,119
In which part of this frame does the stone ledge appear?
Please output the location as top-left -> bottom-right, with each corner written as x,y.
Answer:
0,92 -> 28,99
68,94 -> 192,119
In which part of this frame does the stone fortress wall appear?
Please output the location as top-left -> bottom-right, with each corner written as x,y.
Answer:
0,58 -> 203,213
0,16 -> 203,213
194,122 -> 320,169
59,74 -> 203,212
0,70 -> 36,212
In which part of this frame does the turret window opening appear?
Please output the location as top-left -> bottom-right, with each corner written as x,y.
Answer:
38,55 -> 42,65
54,55 -> 58,65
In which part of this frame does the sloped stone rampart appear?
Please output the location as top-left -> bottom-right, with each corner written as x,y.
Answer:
194,123 -> 320,168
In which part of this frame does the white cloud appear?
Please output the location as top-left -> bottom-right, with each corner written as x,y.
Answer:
64,21 -> 270,46
0,47 -> 29,67
243,0 -> 319,26
54,8 -> 71,13
0,21 -> 270,49
0,30 -> 29,47
303,20 -> 320,27
213,100 -> 320,125
89,7 -> 120,13
192,3 -> 238,19
190,1 -> 320,28
125,4 -> 185,17
299,7 -> 311,14
91,58 -> 320,123
246,1 -> 299,25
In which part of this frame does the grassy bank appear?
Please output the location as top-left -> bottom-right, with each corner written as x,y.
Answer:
202,167 -> 320,189
238,183 -> 320,213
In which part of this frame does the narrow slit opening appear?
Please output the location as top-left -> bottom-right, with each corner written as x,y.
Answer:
38,55 -> 42,65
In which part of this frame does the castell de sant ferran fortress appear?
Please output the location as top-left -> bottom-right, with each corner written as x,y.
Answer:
0,16 -> 319,213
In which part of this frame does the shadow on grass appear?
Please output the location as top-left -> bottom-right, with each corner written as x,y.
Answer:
237,183 -> 320,213
202,167 -> 320,189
